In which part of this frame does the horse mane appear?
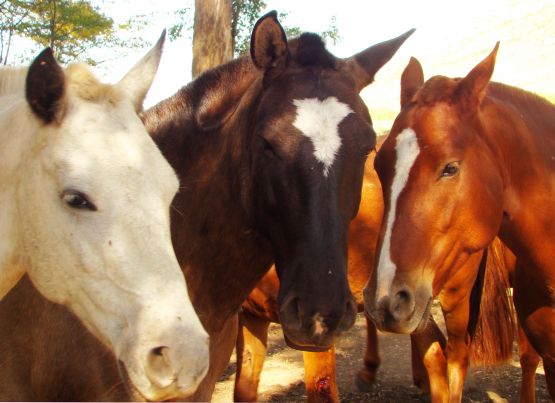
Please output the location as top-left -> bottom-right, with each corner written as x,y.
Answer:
288,33 -> 336,69
413,75 -> 555,123
486,81 -> 555,127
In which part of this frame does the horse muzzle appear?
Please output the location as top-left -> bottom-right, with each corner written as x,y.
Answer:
364,285 -> 432,334
278,294 -> 357,351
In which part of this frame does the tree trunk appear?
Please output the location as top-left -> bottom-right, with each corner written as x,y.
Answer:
49,0 -> 57,51
192,0 -> 233,78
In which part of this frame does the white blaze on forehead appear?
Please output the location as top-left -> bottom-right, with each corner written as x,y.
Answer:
376,128 -> 420,300
292,97 -> 353,176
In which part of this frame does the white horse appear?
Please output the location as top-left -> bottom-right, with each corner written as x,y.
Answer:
0,34 -> 208,401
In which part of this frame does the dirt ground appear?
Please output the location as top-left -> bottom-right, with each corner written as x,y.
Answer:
212,310 -> 551,402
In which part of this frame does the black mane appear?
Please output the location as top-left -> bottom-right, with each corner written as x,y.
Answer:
292,33 -> 336,69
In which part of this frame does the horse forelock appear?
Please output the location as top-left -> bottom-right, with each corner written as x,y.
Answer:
412,75 -> 457,107
289,33 -> 336,69
65,63 -> 122,104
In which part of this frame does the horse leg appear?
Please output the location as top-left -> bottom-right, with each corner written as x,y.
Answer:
355,316 -> 380,391
441,294 -> 472,403
512,265 -> 555,401
234,311 -> 270,402
517,323 -> 540,403
303,346 -> 339,403
410,316 -> 449,402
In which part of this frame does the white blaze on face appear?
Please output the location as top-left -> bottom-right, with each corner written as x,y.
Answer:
292,97 -> 353,176
376,128 -> 420,300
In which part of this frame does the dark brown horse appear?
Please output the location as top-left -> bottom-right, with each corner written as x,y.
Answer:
365,45 -> 555,401
0,12 -> 415,401
234,152 -> 384,403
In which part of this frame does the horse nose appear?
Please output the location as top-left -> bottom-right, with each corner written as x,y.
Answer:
144,338 -> 209,393
145,346 -> 175,389
339,298 -> 357,331
280,296 -> 303,331
389,288 -> 415,322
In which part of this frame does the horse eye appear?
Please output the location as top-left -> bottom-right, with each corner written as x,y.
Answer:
440,161 -> 460,178
61,190 -> 97,211
260,137 -> 278,158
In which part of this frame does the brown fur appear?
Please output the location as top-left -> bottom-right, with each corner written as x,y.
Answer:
0,277 -> 133,401
0,15 -> 414,401
369,48 -> 555,400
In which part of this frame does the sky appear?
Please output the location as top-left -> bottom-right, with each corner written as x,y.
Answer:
14,0 -> 555,133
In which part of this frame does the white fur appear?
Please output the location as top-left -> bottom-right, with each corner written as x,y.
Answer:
0,41 -> 208,401
293,97 -> 353,176
312,313 -> 327,337
375,128 -> 420,300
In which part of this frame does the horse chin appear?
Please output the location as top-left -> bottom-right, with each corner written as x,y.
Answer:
283,333 -> 333,352
413,297 -> 433,334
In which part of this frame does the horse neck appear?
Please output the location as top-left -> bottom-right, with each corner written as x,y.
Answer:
145,64 -> 274,332
0,93 -> 37,297
482,83 -> 555,254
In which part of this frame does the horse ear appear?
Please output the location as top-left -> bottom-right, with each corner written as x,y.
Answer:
26,48 -> 66,124
250,10 -> 288,71
117,30 -> 166,113
343,28 -> 415,92
455,42 -> 499,112
400,57 -> 424,109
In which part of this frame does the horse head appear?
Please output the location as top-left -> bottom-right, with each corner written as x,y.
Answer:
247,12 -> 414,350
12,34 -> 208,400
364,44 -> 504,333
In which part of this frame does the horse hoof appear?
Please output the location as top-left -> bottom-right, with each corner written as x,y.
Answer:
355,372 -> 375,392
413,378 -> 430,395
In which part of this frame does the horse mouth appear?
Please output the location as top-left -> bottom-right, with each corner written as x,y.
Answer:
364,296 -> 432,334
283,333 -> 332,352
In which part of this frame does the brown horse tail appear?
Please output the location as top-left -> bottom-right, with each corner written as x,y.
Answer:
468,238 -> 516,365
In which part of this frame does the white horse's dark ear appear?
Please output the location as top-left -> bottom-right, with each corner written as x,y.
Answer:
250,11 -> 288,71
117,30 -> 166,113
26,48 -> 66,124
455,42 -> 499,112
343,29 -> 415,92
400,57 -> 424,109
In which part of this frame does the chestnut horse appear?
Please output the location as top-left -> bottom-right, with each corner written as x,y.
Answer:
0,34 -> 208,401
365,44 -> 554,401
0,12 -> 414,401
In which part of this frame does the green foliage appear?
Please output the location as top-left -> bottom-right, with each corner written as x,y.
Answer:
0,0 -> 154,65
0,0 -> 34,64
21,0 -> 114,65
231,0 -> 266,56
231,3 -> 341,56
167,0 -> 341,57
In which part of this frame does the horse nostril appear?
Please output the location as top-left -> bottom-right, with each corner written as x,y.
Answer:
391,289 -> 415,321
280,296 -> 302,330
339,298 -> 357,331
145,346 -> 175,389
